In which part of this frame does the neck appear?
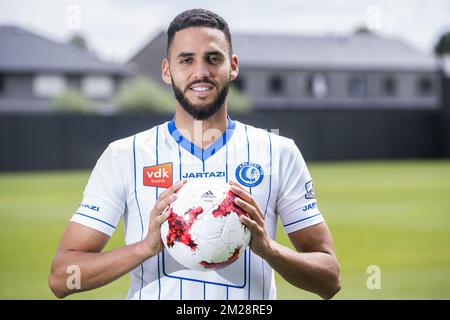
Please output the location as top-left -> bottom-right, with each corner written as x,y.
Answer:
174,104 -> 228,149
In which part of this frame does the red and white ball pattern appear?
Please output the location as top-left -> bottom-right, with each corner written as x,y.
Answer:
160,178 -> 251,271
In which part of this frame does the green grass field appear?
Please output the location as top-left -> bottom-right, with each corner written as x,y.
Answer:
1,160 -> 449,299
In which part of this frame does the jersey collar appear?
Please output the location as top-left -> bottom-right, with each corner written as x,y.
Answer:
167,115 -> 236,162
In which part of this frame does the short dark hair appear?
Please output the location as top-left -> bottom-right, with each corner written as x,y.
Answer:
167,9 -> 232,55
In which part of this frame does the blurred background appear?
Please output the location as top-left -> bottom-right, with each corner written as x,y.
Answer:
0,0 -> 449,299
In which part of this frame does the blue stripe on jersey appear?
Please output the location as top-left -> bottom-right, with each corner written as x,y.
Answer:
263,132 -> 273,217
203,283 -> 206,300
74,213 -> 115,229
262,131 -> 273,300
244,125 -> 252,194
167,116 -> 236,162
177,143 -> 182,179
177,139 -> 184,300
225,135 -> 229,299
244,125 -> 251,300
133,134 -> 145,300
202,149 -> 205,172
283,213 -> 322,227
155,126 -> 162,300
225,132 -> 229,182
180,279 -> 182,300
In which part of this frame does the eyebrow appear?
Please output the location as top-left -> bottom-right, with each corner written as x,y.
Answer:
205,50 -> 224,56
176,51 -> 225,59
177,52 -> 194,58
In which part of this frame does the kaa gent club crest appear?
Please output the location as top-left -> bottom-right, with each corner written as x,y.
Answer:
235,162 -> 264,187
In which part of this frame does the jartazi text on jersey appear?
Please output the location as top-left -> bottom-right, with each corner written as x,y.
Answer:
182,171 -> 226,179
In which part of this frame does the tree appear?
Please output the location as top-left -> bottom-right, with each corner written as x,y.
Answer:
354,25 -> 373,35
69,33 -> 88,51
435,31 -> 450,56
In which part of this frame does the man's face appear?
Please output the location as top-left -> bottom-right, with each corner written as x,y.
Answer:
162,27 -> 238,120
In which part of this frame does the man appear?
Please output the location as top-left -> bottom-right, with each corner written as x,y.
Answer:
49,9 -> 341,300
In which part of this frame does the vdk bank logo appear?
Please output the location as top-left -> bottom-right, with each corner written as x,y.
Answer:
143,162 -> 173,188
235,162 -> 264,187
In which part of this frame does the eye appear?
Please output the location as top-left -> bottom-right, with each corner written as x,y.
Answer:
208,55 -> 222,64
180,57 -> 193,64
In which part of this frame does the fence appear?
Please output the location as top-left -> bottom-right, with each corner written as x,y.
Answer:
0,107 -> 446,171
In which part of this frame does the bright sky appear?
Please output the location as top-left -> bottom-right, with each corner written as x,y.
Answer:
1,0 -> 449,63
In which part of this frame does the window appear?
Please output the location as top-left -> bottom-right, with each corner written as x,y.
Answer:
417,77 -> 434,96
348,75 -> 367,97
382,76 -> 396,96
33,74 -> 67,97
0,74 -> 4,95
81,75 -> 114,98
307,73 -> 329,98
269,75 -> 283,95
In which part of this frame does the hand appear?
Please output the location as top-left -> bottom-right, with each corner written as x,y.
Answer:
141,180 -> 186,258
229,181 -> 274,258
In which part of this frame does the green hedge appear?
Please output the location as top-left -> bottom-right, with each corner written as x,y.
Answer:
117,76 -> 252,114
50,88 -> 98,113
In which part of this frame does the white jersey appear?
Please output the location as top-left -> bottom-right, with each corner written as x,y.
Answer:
70,117 -> 324,300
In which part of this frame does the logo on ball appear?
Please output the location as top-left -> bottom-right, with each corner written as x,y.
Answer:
235,162 -> 264,187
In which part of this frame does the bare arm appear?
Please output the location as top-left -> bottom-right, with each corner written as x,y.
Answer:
230,181 -> 341,300
259,223 -> 341,299
49,180 -> 186,298
49,222 -> 151,298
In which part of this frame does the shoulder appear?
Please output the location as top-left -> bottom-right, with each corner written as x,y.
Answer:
235,120 -> 298,153
107,123 -> 165,155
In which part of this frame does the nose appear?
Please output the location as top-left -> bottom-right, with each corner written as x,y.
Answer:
192,60 -> 211,80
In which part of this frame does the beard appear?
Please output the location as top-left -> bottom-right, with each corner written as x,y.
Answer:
171,77 -> 229,121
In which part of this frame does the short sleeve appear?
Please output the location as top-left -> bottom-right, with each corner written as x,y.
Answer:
70,144 -> 126,236
276,139 -> 324,234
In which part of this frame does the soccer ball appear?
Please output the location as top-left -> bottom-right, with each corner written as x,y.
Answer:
160,178 -> 251,271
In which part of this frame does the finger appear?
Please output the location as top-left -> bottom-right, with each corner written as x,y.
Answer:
233,197 -> 256,217
230,185 -> 264,217
230,185 -> 261,211
234,197 -> 264,226
229,185 -> 252,202
229,180 -> 246,191
158,180 -> 186,200
158,179 -> 186,200
154,193 -> 177,213
240,215 -> 262,236
157,207 -> 172,225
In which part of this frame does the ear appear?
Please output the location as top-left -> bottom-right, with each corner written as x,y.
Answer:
229,54 -> 239,81
161,57 -> 172,85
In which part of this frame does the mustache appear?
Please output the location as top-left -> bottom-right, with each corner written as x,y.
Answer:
185,78 -> 216,90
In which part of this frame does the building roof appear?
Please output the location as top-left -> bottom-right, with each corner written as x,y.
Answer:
130,31 -> 438,72
232,33 -> 437,71
0,25 -> 129,75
